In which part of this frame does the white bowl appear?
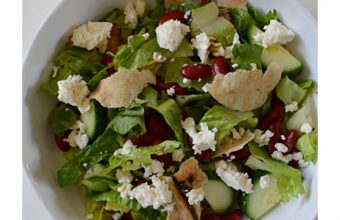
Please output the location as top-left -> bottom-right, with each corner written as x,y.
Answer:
23,0 -> 318,219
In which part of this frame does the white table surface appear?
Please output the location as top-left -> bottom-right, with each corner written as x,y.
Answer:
22,0 -> 317,219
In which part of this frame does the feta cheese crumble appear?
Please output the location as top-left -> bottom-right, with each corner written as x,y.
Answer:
156,19 -> 190,52
181,117 -> 217,154
250,63 -> 257,70
166,86 -> 176,97
224,32 -> 240,58
184,10 -> 191,20
201,83 -> 209,93
259,20 -> 295,48
191,32 -> 211,63
259,175 -> 270,189
300,122 -> 313,134
232,63 -> 239,68
86,214 -> 93,219
254,129 -> 274,147
124,1 -> 146,29
52,66 -> 58,78
183,78 -> 191,84
57,75 -> 90,113
271,151 -> 292,164
285,101 -> 299,112
64,120 -> 89,149
185,187 -> 205,205
112,212 -> 123,220
172,149 -> 185,162
274,143 -> 288,153
114,140 -> 137,156
116,169 -> 133,183
153,51 -> 167,63
216,160 -> 253,193
71,21 -> 112,51
143,160 -> 165,177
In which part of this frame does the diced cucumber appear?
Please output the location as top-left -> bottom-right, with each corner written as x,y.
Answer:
80,100 -> 107,141
248,25 -> 303,77
245,155 -> 268,171
191,2 -> 219,28
286,95 -> 316,131
242,171 -> 281,220
275,76 -> 306,104
203,179 -> 235,214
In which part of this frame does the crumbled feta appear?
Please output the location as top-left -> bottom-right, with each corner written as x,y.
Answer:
156,19 -> 190,52
166,86 -> 176,97
260,20 -> 295,48
300,123 -> 313,134
231,127 -> 243,140
232,63 -> 239,68
170,58 -> 175,62
64,120 -> 89,149
52,66 -> 58,78
185,187 -> 205,205
250,63 -> 257,70
114,140 -> 137,156
172,149 -> 185,162
227,155 -> 236,162
181,117 -> 217,154
112,212 -> 123,220
224,32 -> 240,58
184,10 -> 191,20
57,75 -> 90,113
71,21 -> 112,51
183,78 -> 191,84
86,214 -> 93,220
153,51 -> 167,63
117,183 -> 133,198
285,101 -> 299,112
124,160 -> 142,171
142,32 -> 150,40
124,2 -> 139,29
82,163 -> 88,168
216,160 -> 253,193
281,135 -> 286,140
259,175 -> 270,189
191,32 -> 211,63
135,0 -> 146,17
116,169 -> 133,183
143,160 -> 165,177
254,129 -> 274,147
271,151 -> 292,164
202,83 -> 209,93
166,165 -> 176,173
274,143 -> 288,153
292,152 -> 303,161
134,97 -> 147,105
198,78 -> 202,82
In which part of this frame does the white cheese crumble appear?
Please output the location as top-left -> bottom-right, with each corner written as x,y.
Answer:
170,58 -> 175,62
86,214 -> 93,219
124,1 -> 146,29
181,117 -> 217,154
227,155 -> 236,162
260,20 -> 295,48
52,66 -> 58,78
142,32 -> 150,40
224,32 -> 240,58
82,163 -> 88,168
114,140 -> 137,156
300,122 -> 313,134
153,51 -> 167,63
271,151 -> 292,164
216,160 -> 253,193
285,101 -> 299,112
259,175 -> 270,189
166,86 -> 176,97
116,169 -> 133,183
274,143 -> 288,153
254,129 -> 274,147
184,10 -> 191,20
135,0 -> 146,17
280,135 -> 286,141
64,120 -> 89,149
250,63 -> 257,70
185,187 -> 205,205
191,32 -> 211,63
172,149 -> 185,162
156,19 -> 190,52
57,75 -> 90,113
117,183 -> 133,198
71,21 -> 112,51
143,160 -> 165,177
166,165 -> 176,173
232,63 -> 239,68
201,83 -> 209,93
112,212 -> 123,220
183,78 -> 191,84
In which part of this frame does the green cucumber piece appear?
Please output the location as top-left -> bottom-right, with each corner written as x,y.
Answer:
80,100 -> 107,140
248,25 -> 303,77
203,179 -> 235,214
242,171 -> 281,220
275,76 -> 307,104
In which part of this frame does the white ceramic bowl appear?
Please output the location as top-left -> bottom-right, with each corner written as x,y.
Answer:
23,0 -> 318,219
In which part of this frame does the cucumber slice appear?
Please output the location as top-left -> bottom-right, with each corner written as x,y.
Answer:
242,171 -> 281,220
203,179 -> 235,214
275,76 -> 306,104
80,100 -> 107,141
247,25 -> 303,77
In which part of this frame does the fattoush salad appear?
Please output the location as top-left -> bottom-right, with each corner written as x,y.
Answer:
40,0 -> 317,219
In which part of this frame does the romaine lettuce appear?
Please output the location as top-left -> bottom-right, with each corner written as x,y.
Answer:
230,8 -> 255,39
131,207 -> 167,220
232,44 -> 263,70
48,104 -> 79,135
296,132 -> 318,164
247,4 -> 279,29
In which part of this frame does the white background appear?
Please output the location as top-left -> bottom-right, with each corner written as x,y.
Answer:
22,0 -> 318,220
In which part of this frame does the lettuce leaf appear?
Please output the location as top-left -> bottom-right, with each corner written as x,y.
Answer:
232,44 -> 263,70
101,8 -> 131,40
247,4 -> 279,29
298,79 -> 314,90
48,104 -> 79,135
87,68 -> 108,91
275,76 -> 307,104
131,207 -> 167,220
296,132 -> 318,164
199,106 -> 254,145
230,8 -> 255,39
175,93 -> 213,107
248,143 -> 305,202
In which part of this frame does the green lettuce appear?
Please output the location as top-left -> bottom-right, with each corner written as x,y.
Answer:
298,79 -> 314,90
275,76 -> 307,104
296,132 -> 318,164
248,143 -> 305,202
82,164 -> 115,192
87,68 -> 108,90
139,87 -> 158,108
131,207 -> 167,220
48,104 -> 79,135
247,4 -> 279,29
101,8 -> 131,40
230,8 -> 255,39
232,44 -> 263,70
199,106 -> 254,145
175,93 -> 213,107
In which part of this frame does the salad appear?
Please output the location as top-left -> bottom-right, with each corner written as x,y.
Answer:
40,0 -> 317,219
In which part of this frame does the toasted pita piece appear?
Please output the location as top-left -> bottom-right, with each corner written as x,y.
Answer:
90,68 -> 156,108
162,176 -> 201,220
215,0 -> 247,9
213,130 -> 254,158
207,63 -> 282,112
174,157 -> 208,189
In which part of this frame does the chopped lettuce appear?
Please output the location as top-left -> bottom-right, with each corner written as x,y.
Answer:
248,143 -> 305,202
139,87 -> 158,108
230,8 -> 255,39
48,104 -> 79,135
296,132 -> 318,164
298,79 -> 314,90
247,4 -> 279,29
87,68 -> 108,90
82,164 -> 114,192
199,106 -> 254,145
237,118 -> 258,130
175,93 -> 213,107
275,76 -> 307,104
232,44 -> 263,70
131,207 -> 167,220
101,8 -> 131,40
